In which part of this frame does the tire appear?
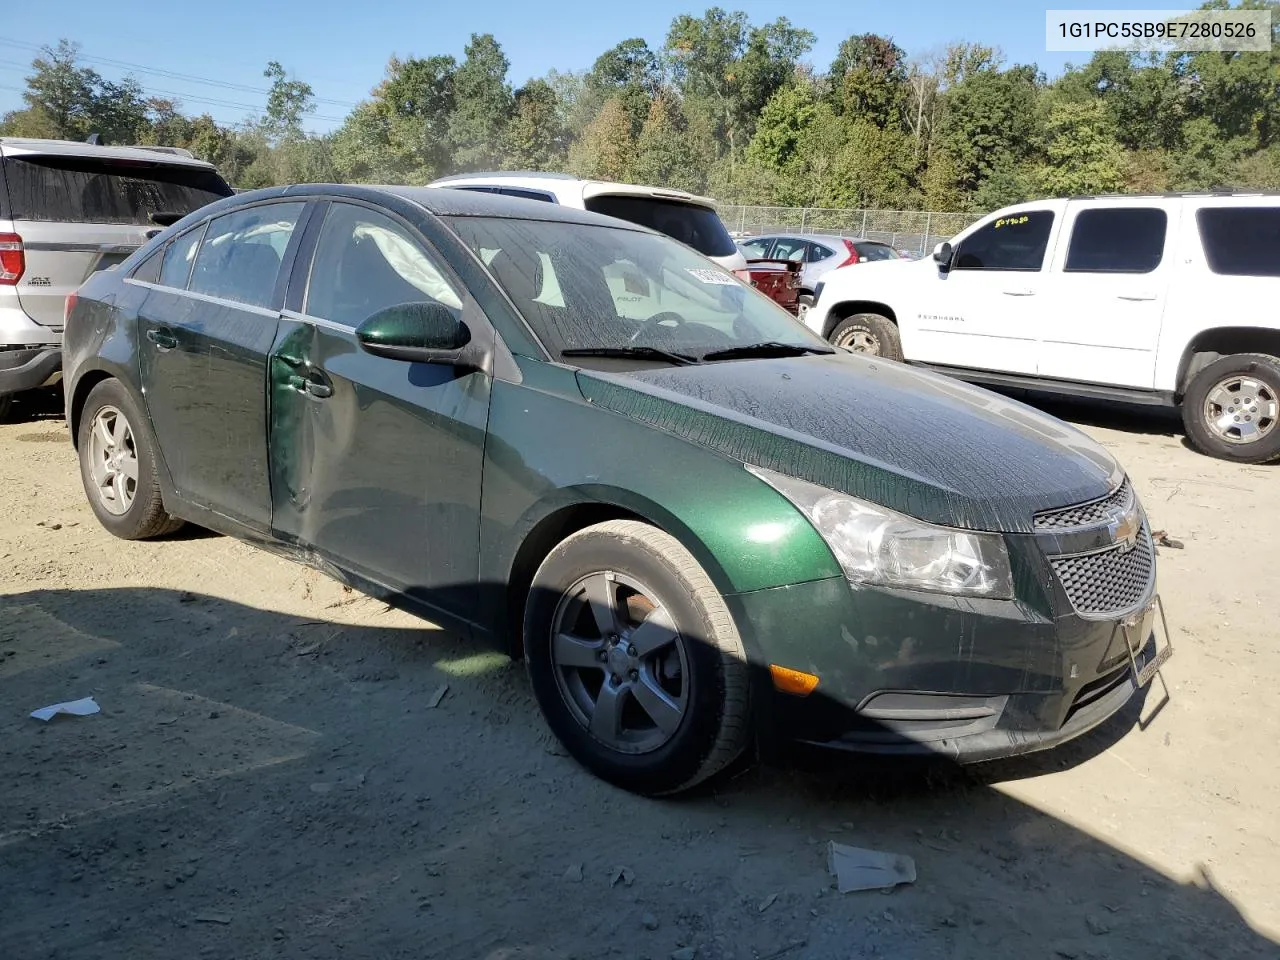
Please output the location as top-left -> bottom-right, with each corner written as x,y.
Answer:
524,519 -> 751,796
829,312 -> 903,361
77,379 -> 185,539
796,293 -> 814,321
0,393 -> 13,422
1181,353 -> 1280,464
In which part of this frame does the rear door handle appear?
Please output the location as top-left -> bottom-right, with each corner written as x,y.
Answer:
145,328 -> 178,350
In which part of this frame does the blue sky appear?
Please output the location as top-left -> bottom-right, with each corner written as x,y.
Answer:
1,0 -> 1190,133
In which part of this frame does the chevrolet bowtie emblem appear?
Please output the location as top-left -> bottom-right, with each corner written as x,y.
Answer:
1107,509 -> 1140,552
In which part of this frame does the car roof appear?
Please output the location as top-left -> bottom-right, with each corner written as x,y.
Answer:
0,136 -> 216,169
241,183 -> 661,233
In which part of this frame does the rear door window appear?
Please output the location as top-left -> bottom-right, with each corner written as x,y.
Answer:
159,224 -> 207,289
1065,208 -> 1167,273
771,237 -> 808,262
1196,207 -> 1280,277
583,195 -> 736,258
188,203 -> 305,309
953,211 -> 1055,271
2,155 -> 233,225
808,243 -> 835,262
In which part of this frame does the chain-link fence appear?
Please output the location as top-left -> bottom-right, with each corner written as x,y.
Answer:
718,205 -> 981,257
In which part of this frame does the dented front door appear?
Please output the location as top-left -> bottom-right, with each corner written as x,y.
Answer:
267,200 -> 491,624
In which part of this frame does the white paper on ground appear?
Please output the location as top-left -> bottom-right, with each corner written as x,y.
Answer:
30,697 -> 101,722
827,841 -> 916,893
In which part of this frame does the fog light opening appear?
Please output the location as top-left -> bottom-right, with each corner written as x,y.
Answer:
769,664 -> 819,696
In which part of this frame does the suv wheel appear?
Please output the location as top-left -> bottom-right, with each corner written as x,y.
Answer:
1182,354 -> 1280,463
77,379 -> 185,539
829,313 -> 903,361
524,520 -> 750,796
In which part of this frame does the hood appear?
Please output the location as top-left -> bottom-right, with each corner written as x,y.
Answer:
576,354 -> 1121,533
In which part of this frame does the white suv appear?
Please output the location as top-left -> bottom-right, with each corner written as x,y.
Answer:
428,172 -> 747,273
808,194 -> 1280,463
0,137 -> 233,418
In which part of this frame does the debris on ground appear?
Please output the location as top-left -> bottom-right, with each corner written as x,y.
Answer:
563,863 -> 583,883
826,841 -> 916,893
641,912 -> 660,930
426,683 -> 449,709
1152,530 -> 1185,549
610,865 -> 635,887
194,913 -> 232,925
758,893 -> 778,913
30,696 -> 100,722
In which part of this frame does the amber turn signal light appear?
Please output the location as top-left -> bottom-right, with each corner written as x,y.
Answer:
769,664 -> 819,696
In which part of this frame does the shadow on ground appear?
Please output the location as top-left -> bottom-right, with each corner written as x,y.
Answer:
0,587 -> 1273,960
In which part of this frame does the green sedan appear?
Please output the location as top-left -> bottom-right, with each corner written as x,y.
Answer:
62,185 -> 1169,795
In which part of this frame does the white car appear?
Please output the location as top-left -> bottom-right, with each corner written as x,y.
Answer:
428,172 -> 747,273
807,193 -> 1280,464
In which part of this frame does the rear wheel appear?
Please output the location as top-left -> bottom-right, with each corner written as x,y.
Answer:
77,379 -> 184,539
829,312 -> 903,361
524,520 -> 750,796
1182,354 -> 1280,464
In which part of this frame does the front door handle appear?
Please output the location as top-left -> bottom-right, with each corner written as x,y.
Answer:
288,369 -> 333,399
1117,293 -> 1157,301
1002,289 -> 1035,297
145,327 -> 178,350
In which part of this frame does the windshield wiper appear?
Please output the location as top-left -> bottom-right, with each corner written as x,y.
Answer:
561,346 -> 700,366
700,342 -> 835,362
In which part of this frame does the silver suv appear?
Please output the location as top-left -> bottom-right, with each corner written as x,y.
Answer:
0,138 -> 233,417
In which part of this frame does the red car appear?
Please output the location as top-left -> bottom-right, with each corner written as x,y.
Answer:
733,258 -> 801,313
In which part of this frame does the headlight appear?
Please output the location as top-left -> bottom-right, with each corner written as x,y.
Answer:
747,464 -> 1014,599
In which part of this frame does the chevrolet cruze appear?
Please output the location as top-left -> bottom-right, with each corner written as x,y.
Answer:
62,185 -> 1171,795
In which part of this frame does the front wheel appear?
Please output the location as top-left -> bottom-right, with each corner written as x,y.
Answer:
524,520 -> 750,796
829,313 -> 903,361
796,293 -> 814,322
1182,354 -> 1280,464
77,379 -> 185,539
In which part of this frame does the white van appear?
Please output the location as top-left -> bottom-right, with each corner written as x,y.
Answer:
808,193 -> 1280,463
428,172 -> 747,274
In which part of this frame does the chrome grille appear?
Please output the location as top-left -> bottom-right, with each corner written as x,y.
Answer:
1048,524 -> 1155,618
1034,479 -> 1133,531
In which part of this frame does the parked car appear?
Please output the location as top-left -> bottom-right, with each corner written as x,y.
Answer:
736,256 -> 802,313
65,184 -> 1169,795
809,194 -> 1280,464
738,233 -> 900,319
429,171 -> 747,273
0,137 -> 234,419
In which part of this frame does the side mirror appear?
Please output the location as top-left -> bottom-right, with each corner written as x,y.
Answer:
932,241 -> 953,271
355,301 -> 472,364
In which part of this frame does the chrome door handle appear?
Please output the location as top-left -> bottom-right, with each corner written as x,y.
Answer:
1002,289 -> 1035,296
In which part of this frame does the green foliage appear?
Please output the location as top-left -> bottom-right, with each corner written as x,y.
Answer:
567,98 -> 634,181
260,61 -> 314,143
448,34 -> 514,171
828,33 -> 908,129
631,95 -> 703,193
504,79 -> 567,171
1034,98 -> 1126,196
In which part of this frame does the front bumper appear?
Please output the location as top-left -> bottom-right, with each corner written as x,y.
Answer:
726,566 -> 1167,765
0,346 -> 63,397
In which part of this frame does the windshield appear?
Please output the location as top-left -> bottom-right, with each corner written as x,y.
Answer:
445,216 -> 831,360
583,195 -> 737,258
4,156 -> 233,225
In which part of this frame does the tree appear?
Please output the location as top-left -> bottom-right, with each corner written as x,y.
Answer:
503,79 -> 566,171
744,82 -> 819,171
1034,98 -> 1126,196
582,39 -> 662,137
631,94 -> 701,191
260,61 -> 314,143
828,33 -> 908,129
448,33 -> 514,171
936,64 -> 1041,198
567,97 -> 634,182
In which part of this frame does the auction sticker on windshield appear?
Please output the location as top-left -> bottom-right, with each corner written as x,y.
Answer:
685,268 -> 738,285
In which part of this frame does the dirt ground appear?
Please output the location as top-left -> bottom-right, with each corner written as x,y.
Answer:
1,389 -> 1277,960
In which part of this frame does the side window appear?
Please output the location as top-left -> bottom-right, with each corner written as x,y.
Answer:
1065,208 -> 1167,273
499,188 -> 556,203
305,202 -> 463,327
808,243 -> 835,262
953,211 -> 1055,272
739,238 -> 772,258
189,203 -> 304,308
131,247 -> 163,284
1196,207 -> 1280,278
158,223 -> 206,289
772,237 -> 807,262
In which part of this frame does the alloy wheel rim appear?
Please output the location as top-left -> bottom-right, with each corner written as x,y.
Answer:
549,570 -> 689,755
1203,375 -> 1278,444
87,405 -> 139,515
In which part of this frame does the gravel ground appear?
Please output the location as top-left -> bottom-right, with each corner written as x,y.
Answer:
1,389 -> 1277,960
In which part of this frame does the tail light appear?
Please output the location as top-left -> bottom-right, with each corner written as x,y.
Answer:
65,291 -> 79,324
837,239 -> 860,268
733,269 -> 753,282
0,233 -> 24,285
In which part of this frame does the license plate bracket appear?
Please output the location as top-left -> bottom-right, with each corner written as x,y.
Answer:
1124,595 -> 1173,689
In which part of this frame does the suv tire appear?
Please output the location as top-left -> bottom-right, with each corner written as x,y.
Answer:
1182,353 -> 1280,464
524,520 -> 750,796
76,379 -> 185,539
830,313 -> 903,361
